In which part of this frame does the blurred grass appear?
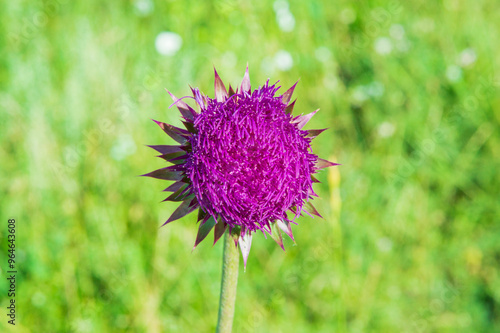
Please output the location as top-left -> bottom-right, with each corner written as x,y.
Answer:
1,0 -> 499,332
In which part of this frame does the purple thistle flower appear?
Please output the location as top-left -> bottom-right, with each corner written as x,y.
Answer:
144,67 -> 338,266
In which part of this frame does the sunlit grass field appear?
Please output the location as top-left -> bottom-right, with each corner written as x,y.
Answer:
1,0 -> 499,332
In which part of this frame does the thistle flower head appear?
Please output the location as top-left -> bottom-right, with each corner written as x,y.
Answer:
144,67 -> 338,266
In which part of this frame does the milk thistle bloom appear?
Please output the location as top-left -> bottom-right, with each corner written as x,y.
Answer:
144,67 -> 337,266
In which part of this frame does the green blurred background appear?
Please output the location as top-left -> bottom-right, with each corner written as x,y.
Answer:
1,0 -> 499,332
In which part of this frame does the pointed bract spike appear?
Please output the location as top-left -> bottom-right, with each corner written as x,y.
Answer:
197,209 -> 207,222
306,128 -> 328,138
240,65 -> 251,92
289,206 -> 303,221
213,220 -> 227,245
180,145 -> 192,152
142,168 -> 183,181
228,85 -> 236,97
238,232 -> 253,270
230,226 -> 242,247
182,121 -> 196,133
292,109 -> 318,129
163,182 -> 187,192
162,197 -> 198,226
262,223 -> 272,234
147,145 -> 183,155
270,222 -> 285,250
303,201 -> 322,218
315,158 -> 340,170
157,151 -> 186,162
165,89 -> 197,120
169,159 -> 187,166
277,220 -> 294,242
214,68 -> 228,102
189,85 -> 196,96
188,197 -> 199,208
165,154 -> 188,165
311,175 -> 320,183
285,99 -> 296,115
163,193 -> 194,203
164,164 -> 185,172
307,186 -> 319,198
193,216 -> 217,249
191,88 -> 207,109
164,186 -> 192,202
153,119 -> 189,144
153,119 -> 190,135
282,81 -> 298,104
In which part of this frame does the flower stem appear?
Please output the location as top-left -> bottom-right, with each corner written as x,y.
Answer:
216,229 -> 239,333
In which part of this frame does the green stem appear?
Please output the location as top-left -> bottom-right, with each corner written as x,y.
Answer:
216,229 -> 240,333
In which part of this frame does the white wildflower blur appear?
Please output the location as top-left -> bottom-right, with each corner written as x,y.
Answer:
377,237 -> 393,253
414,17 -> 435,33
377,122 -> 396,138
221,51 -> 237,69
133,0 -> 154,16
366,81 -> 384,97
155,32 -> 182,56
374,37 -> 393,55
389,24 -> 405,40
274,50 -> 293,71
459,48 -> 477,67
111,134 -> 137,161
352,82 -> 385,105
446,65 -> 462,82
352,86 -> 368,104
273,0 -> 295,32
315,46 -> 332,63
340,8 -> 356,25
388,24 -> 410,53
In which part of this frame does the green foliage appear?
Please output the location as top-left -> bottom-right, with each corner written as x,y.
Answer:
1,0 -> 499,332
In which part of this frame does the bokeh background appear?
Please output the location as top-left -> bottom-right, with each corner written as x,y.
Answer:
1,0 -> 499,332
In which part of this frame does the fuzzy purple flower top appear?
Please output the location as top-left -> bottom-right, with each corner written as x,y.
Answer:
144,67 -> 337,266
